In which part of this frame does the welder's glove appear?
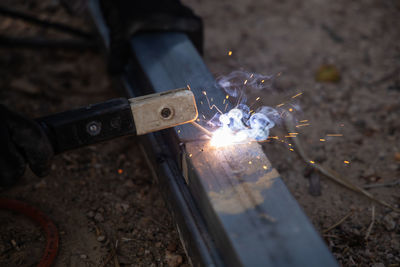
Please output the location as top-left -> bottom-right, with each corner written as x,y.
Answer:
100,0 -> 203,73
0,105 -> 53,186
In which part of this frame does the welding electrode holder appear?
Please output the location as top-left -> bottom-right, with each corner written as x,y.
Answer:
37,98 -> 136,154
36,88 -> 198,154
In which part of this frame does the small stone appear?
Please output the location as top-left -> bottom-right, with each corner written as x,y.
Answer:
80,254 -> 87,259
117,255 -> 131,264
124,179 -> 135,188
363,168 -> 375,177
115,203 -> 130,213
10,239 -> 20,251
378,151 -> 386,159
388,164 -> 399,171
11,78 -> 41,94
121,203 -> 129,211
364,249 -> 372,257
86,211 -> 95,218
34,179 -> 47,189
94,213 -> 104,223
167,243 -> 177,252
165,251 -> 183,267
391,212 -> 400,219
97,235 -> 106,242
382,213 -> 396,231
315,64 -> 341,83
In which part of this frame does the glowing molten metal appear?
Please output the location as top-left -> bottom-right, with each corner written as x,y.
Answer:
209,106 -> 278,148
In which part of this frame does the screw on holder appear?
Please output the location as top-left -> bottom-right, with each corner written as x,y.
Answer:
86,121 -> 101,136
160,107 -> 173,119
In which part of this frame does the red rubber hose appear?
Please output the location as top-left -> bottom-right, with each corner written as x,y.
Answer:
0,198 -> 59,267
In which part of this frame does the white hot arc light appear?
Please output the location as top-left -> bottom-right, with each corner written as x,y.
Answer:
209,106 -> 277,148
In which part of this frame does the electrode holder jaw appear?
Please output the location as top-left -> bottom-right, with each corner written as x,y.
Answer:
130,88 -> 198,135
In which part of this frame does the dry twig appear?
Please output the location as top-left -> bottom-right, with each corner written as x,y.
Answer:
323,210 -> 355,233
364,205 -> 375,240
113,240 -> 120,267
363,179 -> 400,189
284,113 -> 400,212
99,240 -> 119,267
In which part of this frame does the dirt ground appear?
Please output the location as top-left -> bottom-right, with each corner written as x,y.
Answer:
0,0 -> 399,266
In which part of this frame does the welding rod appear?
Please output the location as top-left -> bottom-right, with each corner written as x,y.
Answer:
191,122 -> 212,137
36,88 -> 198,154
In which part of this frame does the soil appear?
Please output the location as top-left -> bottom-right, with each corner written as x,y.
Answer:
1,0 -> 399,266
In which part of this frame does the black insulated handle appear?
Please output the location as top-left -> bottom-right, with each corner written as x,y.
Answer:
36,98 -> 136,154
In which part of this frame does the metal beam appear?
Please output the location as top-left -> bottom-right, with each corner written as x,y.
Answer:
89,1 -> 338,266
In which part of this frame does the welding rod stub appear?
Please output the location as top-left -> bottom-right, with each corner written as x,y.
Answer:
129,88 -> 198,135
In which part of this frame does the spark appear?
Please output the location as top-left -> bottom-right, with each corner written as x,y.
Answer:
189,154 -> 193,158
226,95 -> 229,99
289,148 -> 294,151
203,91 -> 224,114
244,79 -> 248,85
256,97 -> 260,101
261,80 -> 265,83
327,134 -> 343,137
186,84 -> 191,90
289,108 -> 293,112
228,51 -> 232,56
296,123 -> 310,128
269,136 -> 279,139
288,143 -> 292,146
291,92 -> 303,98
263,165 -> 268,170
286,132 -> 298,138
250,74 -> 254,78
320,138 -> 326,142
276,103 -> 284,107
178,130 -> 181,133
118,169 -> 123,174
200,101 -> 203,105
223,99 -> 226,104
309,161 -> 315,164
344,160 -> 350,164
202,114 -> 206,119
299,120 -> 308,123
248,161 -> 252,165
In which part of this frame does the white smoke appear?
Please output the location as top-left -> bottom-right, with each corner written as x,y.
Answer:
208,71 -> 280,147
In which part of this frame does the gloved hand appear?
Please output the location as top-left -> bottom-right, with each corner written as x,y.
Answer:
0,105 -> 53,186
